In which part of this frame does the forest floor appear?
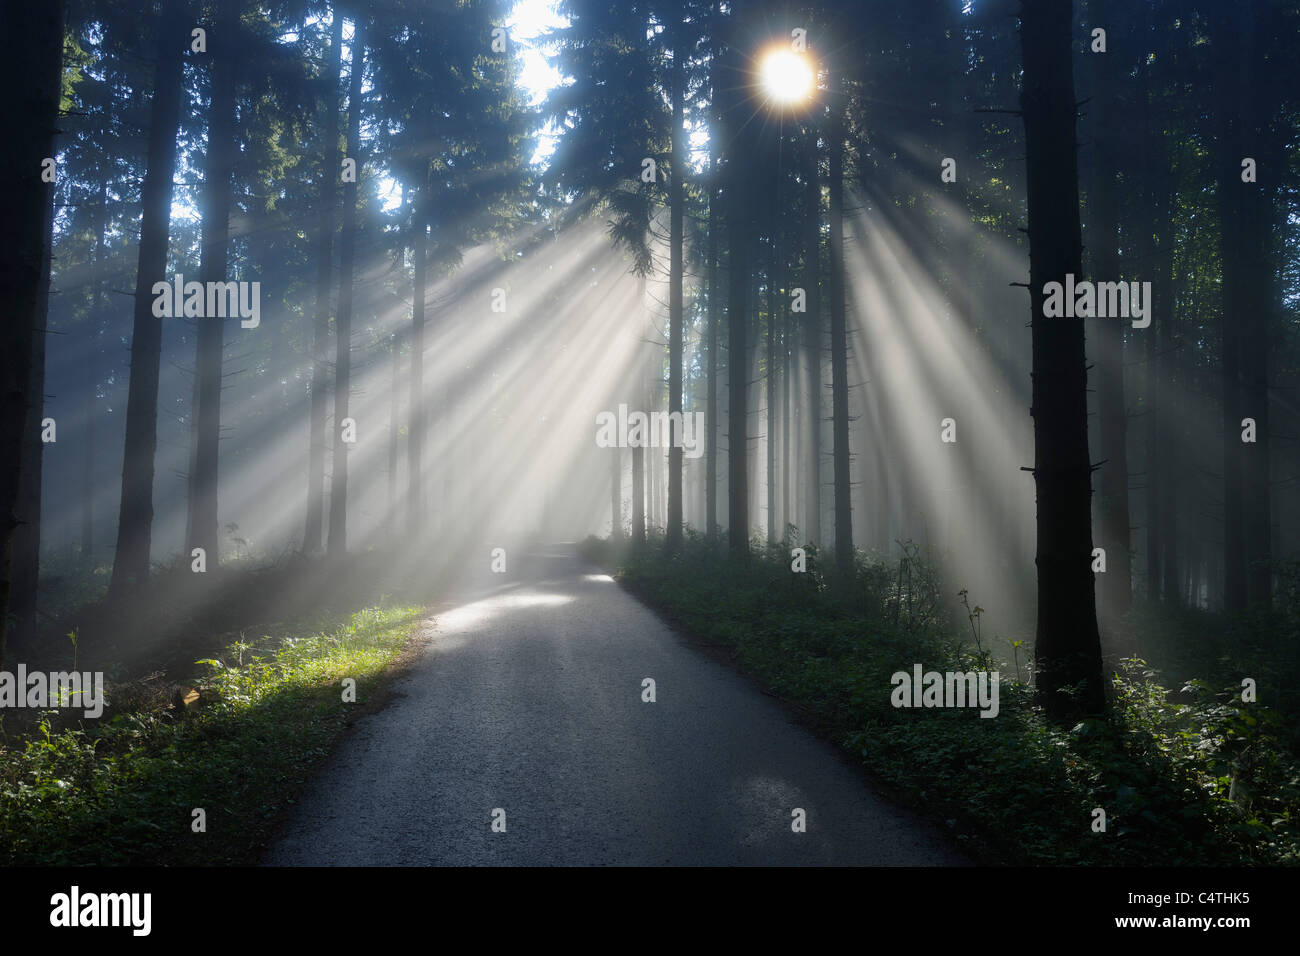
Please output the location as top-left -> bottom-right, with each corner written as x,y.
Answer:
264,543 -> 968,865
0,552 -> 443,865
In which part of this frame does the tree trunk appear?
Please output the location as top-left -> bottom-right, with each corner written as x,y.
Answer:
1089,0 -> 1132,621
1218,77 -> 1246,612
610,447 -> 622,541
724,22 -> 750,556
631,440 -> 645,546
802,130 -> 821,548
0,0 -> 63,664
767,235 -> 777,546
782,241 -> 791,545
1139,6 -> 1177,606
409,167 -> 429,529
705,13 -> 721,543
188,0 -> 239,572
1229,7 -> 1273,609
305,12 -> 344,554
11,159 -> 56,643
633,273 -> 647,547
382,335 -> 397,535
827,73 -> 853,571
82,184 -> 110,562
109,5 -> 187,598
666,13 -> 684,550
328,16 -> 365,559
1020,0 -> 1105,720
705,128 -> 720,543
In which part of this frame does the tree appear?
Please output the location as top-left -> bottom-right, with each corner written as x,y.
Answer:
109,3 -> 188,598
704,12 -> 721,541
1020,0 -> 1105,720
305,10 -> 344,555
666,6 -> 686,550
328,14 -> 366,558
826,64 -> 853,571
407,164 -> 429,528
802,122 -> 822,548
1088,0 -> 1133,622
0,0 -> 65,663
188,0 -> 240,571
11,153 -> 56,643
1217,1 -> 1283,610
721,10 -> 751,554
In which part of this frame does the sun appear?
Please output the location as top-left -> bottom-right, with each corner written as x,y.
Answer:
758,47 -> 815,106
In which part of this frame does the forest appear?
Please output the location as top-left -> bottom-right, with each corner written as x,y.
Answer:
2,0 -> 1299,886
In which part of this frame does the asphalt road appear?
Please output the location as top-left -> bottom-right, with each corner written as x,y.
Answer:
263,545 -> 968,866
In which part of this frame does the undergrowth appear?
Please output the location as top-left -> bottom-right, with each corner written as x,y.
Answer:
0,604 -> 424,865
599,533 -> 1300,865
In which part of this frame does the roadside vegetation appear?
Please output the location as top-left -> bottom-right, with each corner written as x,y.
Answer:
587,533 -> 1300,865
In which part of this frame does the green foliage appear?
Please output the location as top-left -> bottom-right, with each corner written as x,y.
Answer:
0,604 -> 423,865
617,537 -> 1299,865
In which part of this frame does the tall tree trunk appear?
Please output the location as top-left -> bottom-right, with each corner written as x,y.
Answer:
802,130 -> 821,547
109,5 -> 187,598
408,167 -> 429,529
11,159 -> 56,643
633,273 -> 647,547
1159,339 -> 1180,602
1232,7 -> 1274,609
767,236 -> 777,546
328,16 -> 365,559
666,13 -> 684,549
705,11 -> 721,543
82,184 -> 110,561
1020,0 -> 1105,720
1090,0 -> 1132,621
827,72 -> 853,571
724,22 -> 750,555
782,244 -> 791,545
610,448 -> 622,541
305,11 -> 344,554
1139,4 -> 1161,601
188,0 -> 239,573
631,440 -> 645,546
1217,20 -> 1247,612
0,0 -> 63,664
386,337 -> 399,537
705,123 -> 720,543
1139,6 -> 1178,605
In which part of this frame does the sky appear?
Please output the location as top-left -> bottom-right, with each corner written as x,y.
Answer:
506,0 -> 569,113
506,0 -> 571,168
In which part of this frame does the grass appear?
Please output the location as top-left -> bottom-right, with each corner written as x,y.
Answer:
0,603 -> 425,866
594,532 -> 1300,866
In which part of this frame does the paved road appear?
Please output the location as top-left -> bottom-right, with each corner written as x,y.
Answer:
264,545 -> 968,866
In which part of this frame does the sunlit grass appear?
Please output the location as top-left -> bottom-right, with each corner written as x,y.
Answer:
0,603 -> 424,865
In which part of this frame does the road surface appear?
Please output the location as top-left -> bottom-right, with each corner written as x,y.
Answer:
264,545 -> 968,866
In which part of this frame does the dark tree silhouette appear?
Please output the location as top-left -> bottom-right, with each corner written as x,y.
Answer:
0,0 -> 65,663
188,0 -> 240,571
1020,0 -> 1105,720
328,15 -> 367,558
109,5 -> 188,598
826,65 -> 852,571
305,11 -> 344,555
